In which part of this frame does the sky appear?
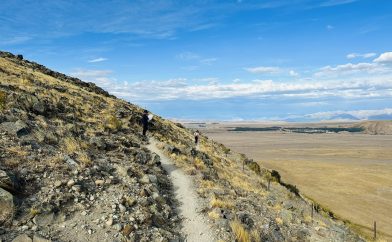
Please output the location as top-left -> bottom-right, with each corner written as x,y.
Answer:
1,0 -> 392,121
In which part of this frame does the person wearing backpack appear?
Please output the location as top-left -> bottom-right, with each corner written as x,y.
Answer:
141,109 -> 149,136
194,130 -> 200,145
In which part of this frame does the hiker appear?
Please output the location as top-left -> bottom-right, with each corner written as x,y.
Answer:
141,109 -> 149,136
194,130 -> 200,145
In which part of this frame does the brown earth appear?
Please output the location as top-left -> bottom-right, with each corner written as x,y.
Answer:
196,122 -> 392,241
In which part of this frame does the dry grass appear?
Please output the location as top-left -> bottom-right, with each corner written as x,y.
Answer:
0,90 -> 7,110
62,137 -> 80,154
210,197 -> 234,209
208,210 -> 220,220
77,152 -> 92,167
203,124 -> 392,240
6,146 -> 29,157
230,220 -> 250,242
194,157 -> 206,170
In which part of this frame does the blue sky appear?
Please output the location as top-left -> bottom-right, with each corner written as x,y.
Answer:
1,0 -> 392,121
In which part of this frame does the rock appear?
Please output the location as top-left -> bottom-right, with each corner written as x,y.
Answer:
106,217 -> 113,226
113,223 -> 122,231
67,179 -> 75,187
237,212 -> 254,229
54,180 -> 62,188
33,234 -> 51,242
148,175 -> 157,184
122,224 -> 134,237
64,155 -> 77,166
81,211 -> 87,216
71,185 -> 81,192
0,170 -> 19,192
33,212 -> 55,227
0,187 -> 14,225
140,175 -> 150,184
11,234 -> 32,242
119,204 -> 126,213
95,180 -> 104,186
0,120 -> 29,137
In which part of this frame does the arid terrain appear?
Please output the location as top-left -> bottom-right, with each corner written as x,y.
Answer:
192,121 -> 392,241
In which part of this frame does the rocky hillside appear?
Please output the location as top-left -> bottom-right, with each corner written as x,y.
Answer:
354,121 -> 392,135
0,51 -> 364,242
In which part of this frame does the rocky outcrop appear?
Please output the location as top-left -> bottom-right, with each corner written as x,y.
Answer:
0,187 -> 14,225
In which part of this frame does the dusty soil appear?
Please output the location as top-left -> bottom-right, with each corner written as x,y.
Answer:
194,122 -> 392,240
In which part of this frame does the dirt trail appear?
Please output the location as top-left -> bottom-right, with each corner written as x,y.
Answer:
147,139 -> 215,242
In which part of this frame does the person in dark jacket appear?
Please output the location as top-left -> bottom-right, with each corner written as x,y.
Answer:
141,110 -> 149,136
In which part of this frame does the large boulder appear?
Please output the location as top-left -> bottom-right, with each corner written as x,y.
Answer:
11,234 -> 32,242
0,169 -> 19,193
0,187 -> 14,225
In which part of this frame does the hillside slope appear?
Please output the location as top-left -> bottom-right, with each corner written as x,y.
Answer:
354,121 -> 392,135
0,51 -> 364,241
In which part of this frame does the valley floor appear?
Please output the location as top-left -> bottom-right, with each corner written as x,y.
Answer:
198,123 -> 392,241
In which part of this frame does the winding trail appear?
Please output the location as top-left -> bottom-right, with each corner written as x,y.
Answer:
147,139 -> 215,242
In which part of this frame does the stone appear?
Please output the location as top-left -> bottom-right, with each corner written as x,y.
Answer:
119,204 -> 126,213
0,188 -> 14,225
11,234 -> 32,242
81,211 -> 87,216
140,175 -> 150,184
122,224 -> 134,237
54,180 -> 62,188
0,120 -> 29,137
95,180 -> 105,186
33,212 -> 55,227
32,234 -> 51,242
0,170 -> 18,192
148,175 -> 157,184
113,223 -> 122,231
106,217 -> 113,226
67,179 -> 75,187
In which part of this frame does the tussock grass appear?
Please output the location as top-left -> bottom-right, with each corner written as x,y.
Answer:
0,90 -> 6,110
208,210 -> 220,220
77,152 -> 92,167
230,220 -> 250,242
210,197 -> 234,209
62,137 -> 80,154
194,157 -> 206,170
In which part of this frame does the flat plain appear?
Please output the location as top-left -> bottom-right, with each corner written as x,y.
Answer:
188,122 -> 392,240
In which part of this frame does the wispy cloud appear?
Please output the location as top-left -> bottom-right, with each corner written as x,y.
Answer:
0,36 -> 32,45
319,0 -> 358,7
176,52 -> 200,60
326,25 -> 334,30
346,52 -> 377,59
88,57 -> 108,63
244,66 -> 280,74
315,62 -> 391,77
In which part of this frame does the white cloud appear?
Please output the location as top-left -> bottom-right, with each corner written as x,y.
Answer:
346,52 -> 376,59
70,69 -> 115,87
86,74 -> 392,102
373,52 -> 392,63
289,70 -> 299,77
176,52 -> 199,60
244,66 -> 280,74
315,62 -> 389,77
307,108 -> 392,120
88,57 -> 108,63
326,25 -> 334,30
200,58 -> 218,65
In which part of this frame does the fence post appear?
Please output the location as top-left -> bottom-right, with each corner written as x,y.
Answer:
373,221 -> 376,240
267,179 -> 270,191
311,204 -> 314,220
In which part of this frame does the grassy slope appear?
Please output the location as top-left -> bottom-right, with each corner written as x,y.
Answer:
0,51 -> 365,241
